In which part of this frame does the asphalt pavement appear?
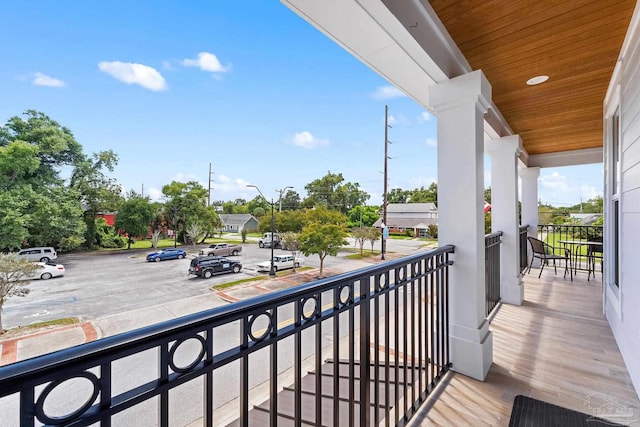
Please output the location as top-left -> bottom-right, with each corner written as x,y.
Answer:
0,250 -> 408,366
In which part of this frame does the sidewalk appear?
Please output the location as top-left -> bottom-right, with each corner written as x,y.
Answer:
0,255 -> 389,366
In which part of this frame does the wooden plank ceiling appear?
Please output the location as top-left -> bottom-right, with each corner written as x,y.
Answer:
429,0 -> 636,156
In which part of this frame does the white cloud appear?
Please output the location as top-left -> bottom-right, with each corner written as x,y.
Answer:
146,187 -> 163,202
537,170 -> 603,206
32,72 -> 65,87
371,85 -> 406,100
419,111 -> 433,123
290,131 -> 329,149
98,61 -> 167,91
425,137 -> 437,147
213,174 -> 252,194
182,52 -> 231,74
171,172 -> 199,183
539,171 -> 570,192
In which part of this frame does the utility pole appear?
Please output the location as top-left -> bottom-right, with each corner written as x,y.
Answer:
207,163 -> 214,206
382,105 -> 389,260
277,186 -> 293,212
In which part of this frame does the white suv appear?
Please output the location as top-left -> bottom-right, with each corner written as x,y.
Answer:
17,247 -> 58,262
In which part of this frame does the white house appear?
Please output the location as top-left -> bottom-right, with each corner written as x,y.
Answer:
372,202 -> 438,237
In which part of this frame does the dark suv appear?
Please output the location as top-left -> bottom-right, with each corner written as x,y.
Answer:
188,256 -> 242,279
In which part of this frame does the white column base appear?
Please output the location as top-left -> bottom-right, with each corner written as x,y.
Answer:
450,327 -> 493,381
501,275 -> 524,305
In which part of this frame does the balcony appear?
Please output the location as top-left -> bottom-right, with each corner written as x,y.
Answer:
1,237 -> 636,426
408,266 -> 640,426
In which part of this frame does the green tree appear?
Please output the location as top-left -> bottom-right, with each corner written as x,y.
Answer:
302,171 -> 369,213
0,253 -> 39,332
299,207 -> 349,277
387,188 -> 411,203
0,191 -> 31,250
71,150 -> 123,249
280,190 -> 301,211
347,205 -> 380,227
0,110 -> 84,187
0,111 -> 90,251
162,181 -> 221,243
115,194 -> 155,249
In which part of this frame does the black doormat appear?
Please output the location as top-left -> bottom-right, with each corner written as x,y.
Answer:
509,395 -> 626,427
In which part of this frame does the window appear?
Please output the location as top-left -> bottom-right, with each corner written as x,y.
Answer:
609,106 -> 621,288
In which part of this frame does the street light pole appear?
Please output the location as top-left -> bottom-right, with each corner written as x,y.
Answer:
247,184 -> 280,277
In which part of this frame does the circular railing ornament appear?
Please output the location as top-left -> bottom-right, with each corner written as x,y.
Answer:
36,371 -> 101,425
169,335 -> 207,374
248,312 -> 273,342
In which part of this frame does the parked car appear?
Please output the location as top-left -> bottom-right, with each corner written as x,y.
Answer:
17,247 -> 58,262
29,262 -> 65,280
188,256 -> 242,279
199,243 -> 242,257
146,248 -> 187,262
256,254 -> 304,273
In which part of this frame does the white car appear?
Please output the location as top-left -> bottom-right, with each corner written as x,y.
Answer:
28,262 -> 65,280
256,254 -> 304,273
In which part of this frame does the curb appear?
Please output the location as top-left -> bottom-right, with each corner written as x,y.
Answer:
0,321 -> 101,366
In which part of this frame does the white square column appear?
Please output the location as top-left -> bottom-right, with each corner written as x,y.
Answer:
486,136 -> 524,305
520,167 -> 540,239
430,70 -> 493,381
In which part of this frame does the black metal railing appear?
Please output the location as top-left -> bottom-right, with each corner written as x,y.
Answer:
519,225 -> 529,273
537,224 -> 603,272
485,232 -> 503,316
0,246 -> 455,427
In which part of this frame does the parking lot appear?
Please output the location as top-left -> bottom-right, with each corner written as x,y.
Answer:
3,238 -> 426,330
2,243 -> 326,330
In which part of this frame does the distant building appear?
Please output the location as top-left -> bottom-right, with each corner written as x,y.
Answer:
219,214 -> 259,233
96,212 -> 116,227
372,203 -> 438,237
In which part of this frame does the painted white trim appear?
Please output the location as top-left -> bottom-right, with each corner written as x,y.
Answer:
527,148 -> 603,168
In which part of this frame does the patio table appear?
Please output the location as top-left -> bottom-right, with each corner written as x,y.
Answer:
558,240 -> 602,275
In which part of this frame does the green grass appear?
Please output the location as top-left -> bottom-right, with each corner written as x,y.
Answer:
2,317 -> 80,336
343,249 -> 380,260
209,267 -> 314,291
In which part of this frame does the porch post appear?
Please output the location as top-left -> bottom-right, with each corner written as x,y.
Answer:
486,136 -> 524,305
429,70 -> 493,380
520,167 -> 540,239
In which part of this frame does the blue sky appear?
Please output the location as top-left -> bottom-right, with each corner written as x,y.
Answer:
1,1 -> 602,207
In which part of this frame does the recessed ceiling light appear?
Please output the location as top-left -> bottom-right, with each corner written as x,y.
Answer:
526,75 -> 549,86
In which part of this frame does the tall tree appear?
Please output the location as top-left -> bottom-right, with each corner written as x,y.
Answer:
303,171 -> 369,214
71,150 -> 123,248
0,111 -> 89,250
162,180 -> 221,243
280,190 -> 301,211
0,110 -> 84,187
347,205 -> 380,228
115,193 -> 155,249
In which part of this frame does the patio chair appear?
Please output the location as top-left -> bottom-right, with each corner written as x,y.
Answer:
527,236 -> 573,281
587,236 -> 603,281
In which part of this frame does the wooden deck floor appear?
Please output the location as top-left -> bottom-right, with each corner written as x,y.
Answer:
408,270 -> 640,426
